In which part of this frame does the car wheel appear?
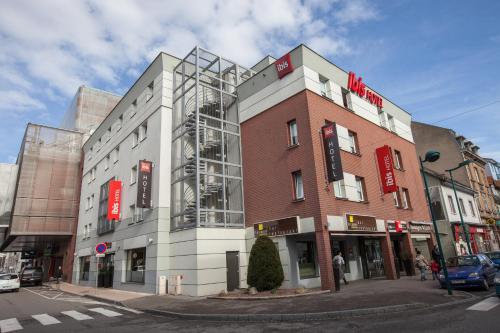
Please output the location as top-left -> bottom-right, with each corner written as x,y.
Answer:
482,278 -> 489,291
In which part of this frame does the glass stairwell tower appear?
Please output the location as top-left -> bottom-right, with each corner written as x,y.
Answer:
171,46 -> 253,230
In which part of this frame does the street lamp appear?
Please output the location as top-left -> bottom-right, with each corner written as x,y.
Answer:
419,150 -> 453,295
445,160 -> 473,255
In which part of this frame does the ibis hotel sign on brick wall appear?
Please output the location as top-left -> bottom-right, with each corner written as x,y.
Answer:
348,71 -> 383,109
275,53 -> 294,79
107,180 -> 122,221
322,122 -> 344,183
376,145 -> 397,194
137,160 -> 152,208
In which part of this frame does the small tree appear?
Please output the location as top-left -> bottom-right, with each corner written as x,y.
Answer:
247,235 -> 284,291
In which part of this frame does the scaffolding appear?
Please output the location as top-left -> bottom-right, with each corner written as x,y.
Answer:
171,47 -> 253,230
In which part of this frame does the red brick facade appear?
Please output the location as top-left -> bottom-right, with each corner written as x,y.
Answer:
241,89 -> 432,290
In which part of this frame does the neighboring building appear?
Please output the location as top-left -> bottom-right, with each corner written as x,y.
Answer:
412,122 -> 500,253
238,45 -> 433,291
0,163 -> 18,246
485,158 -> 500,239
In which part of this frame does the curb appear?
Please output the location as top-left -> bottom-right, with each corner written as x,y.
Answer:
44,283 -> 126,307
142,303 -> 429,322
207,290 -> 330,300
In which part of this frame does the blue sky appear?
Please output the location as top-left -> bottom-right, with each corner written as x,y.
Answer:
0,0 -> 499,163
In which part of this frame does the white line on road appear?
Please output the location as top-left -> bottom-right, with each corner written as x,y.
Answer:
88,307 -> 123,317
0,318 -> 23,332
22,287 -> 55,300
467,297 -> 500,311
113,306 -> 143,314
32,314 -> 61,326
61,310 -> 93,321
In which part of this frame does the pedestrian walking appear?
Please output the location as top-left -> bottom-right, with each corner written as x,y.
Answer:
415,251 -> 429,281
333,250 -> 348,291
430,260 -> 440,280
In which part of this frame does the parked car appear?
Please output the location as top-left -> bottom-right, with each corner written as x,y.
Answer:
20,267 -> 43,286
483,251 -> 500,267
0,273 -> 20,292
439,254 -> 497,291
495,272 -> 500,298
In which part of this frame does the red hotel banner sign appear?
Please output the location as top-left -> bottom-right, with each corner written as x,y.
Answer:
275,53 -> 294,79
107,180 -> 122,221
375,145 -> 397,193
322,122 -> 344,183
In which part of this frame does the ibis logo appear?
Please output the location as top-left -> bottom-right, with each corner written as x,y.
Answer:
347,71 -> 383,109
275,53 -> 294,79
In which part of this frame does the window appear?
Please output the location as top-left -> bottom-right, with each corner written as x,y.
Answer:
139,122 -> 148,141
347,131 -> 358,154
79,256 -> 90,281
97,178 -> 115,235
106,127 -> 111,142
402,188 -> 411,209
146,81 -> 154,102
468,200 -> 476,217
334,179 -> 346,198
288,120 -> 298,146
297,241 -> 317,279
387,114 -> 396,132
474,168 -> 480,182
130,99 -> 137,118
112,147 -> 119,163
91,167 -> 96,181
319,76 -> 329,98
355,176 -> 366,202
88,147 -> 93,160
132,129 -> 139,148
341,88 -> 349,109
117,115 -> 123,131
459,198 -> 467,216
126,248 -> 146,284
89,194 -> 94,209
88,223 -> 92,237
130,204 -> 144,223
393,189 -> 402,207
130,165 -> 137,185
104,155 -> 110,170
96,138 -> 101,151
394,150 -> 403,170
448,195 -> 456,214
83,225 -> 88,239
378,110 -> 386,128
292,170 -> 304,200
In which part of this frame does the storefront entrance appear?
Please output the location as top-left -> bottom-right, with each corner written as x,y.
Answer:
98,253 -> 114,288
360,238 -> 385,279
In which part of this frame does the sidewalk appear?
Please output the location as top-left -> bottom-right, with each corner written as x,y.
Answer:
121,277 -> 474,321
47,282 -> 152,304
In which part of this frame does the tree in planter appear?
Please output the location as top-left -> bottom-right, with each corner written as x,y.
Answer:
247,235 -> 284,291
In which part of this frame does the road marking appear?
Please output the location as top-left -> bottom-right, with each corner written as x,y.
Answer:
88,307 -> 123,317
32,314 -> 61,326
113,306 -> 143,314
22,287 -> 55,300
467,297 -> 500,311
0,318 -> 23,332
61,310 -> 93,321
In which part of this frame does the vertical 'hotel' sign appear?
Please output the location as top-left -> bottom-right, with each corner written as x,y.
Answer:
322,123 -> 344,182
375,145 -> 397,193
137,160 -> 152,208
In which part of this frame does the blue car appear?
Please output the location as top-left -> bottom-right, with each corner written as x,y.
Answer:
439,254 -> 497,291
484,251 -> 500,266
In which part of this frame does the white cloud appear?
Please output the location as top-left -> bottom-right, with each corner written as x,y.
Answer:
0,90 -> 45,112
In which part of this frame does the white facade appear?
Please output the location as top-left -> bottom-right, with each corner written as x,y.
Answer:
440,185 -> 481,224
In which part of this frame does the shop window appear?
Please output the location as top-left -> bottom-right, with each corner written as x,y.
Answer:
348,131 -> 359,154
292,170 -> 304,200
126,247 -> 146,284
402,188 -> 411,209
288,119 -> 298,146
80,256 -> 90,281
297,241 -> 317,279
355,176 -> 366,202
334,179 -> 346,198
459,198 -> 467,216
468,200 -> 476,217
394,150 -> 403,170
448,195 -> 456,214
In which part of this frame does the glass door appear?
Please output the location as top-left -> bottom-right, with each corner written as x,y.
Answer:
363,239 -> 385,278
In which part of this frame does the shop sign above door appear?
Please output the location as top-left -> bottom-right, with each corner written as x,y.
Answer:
254,216 -> 299,237
346,214 -> 377,232
388,220 -> 407,233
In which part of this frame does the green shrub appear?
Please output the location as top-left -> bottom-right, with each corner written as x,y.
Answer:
247,235 -> 284,291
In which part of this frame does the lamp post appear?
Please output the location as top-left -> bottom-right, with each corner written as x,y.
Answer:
419,150 -> 453,296
445,160 -> 473,255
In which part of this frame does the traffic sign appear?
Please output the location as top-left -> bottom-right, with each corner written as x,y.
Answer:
95,242 -> 107,254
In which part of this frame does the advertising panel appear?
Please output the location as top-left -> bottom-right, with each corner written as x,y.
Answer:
322,122 -> 344,183
275,53 -> 294,79
376,145 -> 397,193
107,180 -> 122,221
136,160 -> 152,208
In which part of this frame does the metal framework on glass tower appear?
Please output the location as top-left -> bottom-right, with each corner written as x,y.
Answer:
171,46 -> 254,230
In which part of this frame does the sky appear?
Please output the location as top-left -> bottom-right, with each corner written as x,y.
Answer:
0,0 -> 499,163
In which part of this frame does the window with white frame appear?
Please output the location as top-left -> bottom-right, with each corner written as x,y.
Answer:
139,122 -> 147,141
106,127 -> 111,142
348,131 -> 358,154
319,76 -> 329,98
89,194 -> 94,209
355,176 -> 366,201
117,114 -> 123,131
393,189 -> 402,207
105,155 -> 110,170
468,200 -> 476,217
130,165 -> 137,185
146,81 -> 154,102
112,146 -> 119,163
130,99 -> 137,118
132,129 -> 139,148
448,195 -> 456,214
83,225 -> 88,239
88,147 -> 93,160
91,167 -> 96,181
387,114 -> 396,132
292,170 -> 304,200
334,179 -> 346,198
378,110 -> 386,128
394,150 -> 403,170
96,138 -> 101,151
88,223 -> 92,237
288,119 -> 298,146
129,204 -> 144,223
459,198 -> 467,216
402,188 -> 411,209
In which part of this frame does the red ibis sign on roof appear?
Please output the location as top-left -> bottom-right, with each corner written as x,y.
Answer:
275,53 -> 294,79
348,71 -> 383,109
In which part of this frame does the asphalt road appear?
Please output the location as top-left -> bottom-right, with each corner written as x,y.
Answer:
0,285 -> 499,332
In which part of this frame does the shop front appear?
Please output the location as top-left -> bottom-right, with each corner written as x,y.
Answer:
387,220 -> 414,277
329,214 -> 391,281
408,222 -> 434,260
453,224 -> 491,254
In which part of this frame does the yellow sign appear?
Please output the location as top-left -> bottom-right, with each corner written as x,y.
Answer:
486,218 -> 495,225
349,215 -> 354,223
258,224 -> 263,231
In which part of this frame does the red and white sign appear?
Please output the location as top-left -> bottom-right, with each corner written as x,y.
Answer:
348,71 -> 383,109
375,145 -> 397,193
95,242 -> 107,254
275,53 -> 294,79
107,180 -> 122,221
395,220 -> 403,233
